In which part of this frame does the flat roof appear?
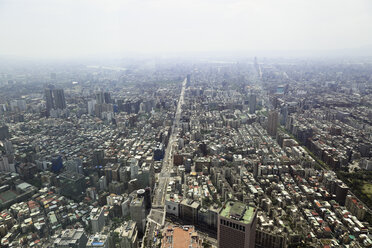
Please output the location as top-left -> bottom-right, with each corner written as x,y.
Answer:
0,190 -> 19,204
219,201 -> 255,224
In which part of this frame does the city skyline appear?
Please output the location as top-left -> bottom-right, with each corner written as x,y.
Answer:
0,0 -> 372,59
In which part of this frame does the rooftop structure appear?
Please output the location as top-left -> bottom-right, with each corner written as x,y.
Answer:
219,201 -> 255,224
53,228 -> 88,248
161,225 -> 202,248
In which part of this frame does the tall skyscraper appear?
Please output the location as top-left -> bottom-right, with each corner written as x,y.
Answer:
90,207 -> 105,233
218,201 -> 257,248
53,89 -> 66,109
44,87 -> 66,116
267,110 -> 278,136
130,190 -> 147,234
45,88 -> 54,112
249,94 -> 256,114
104,92 -> 112,104
95,92 -> 105,104
0,125 -> 10,140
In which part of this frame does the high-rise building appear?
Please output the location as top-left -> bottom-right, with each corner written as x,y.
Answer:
218,201 -> 257,248
335,183 -> 349,206
104,92 -> 112,104
65,158 -> 83,174
88,100 -> 97,115
267,110 -> 278,136
53,89 -> 66,109
113,220 -> 138,248
130,191 -> 147,234
92,150 -> 105,167
179,199 -> 200,225
95,92 -> 105,104
129,158 -> 139,180
0,156 -> 10,172
45,88 -> 54,113
249,94 -> 256,114
59,171 -> 86,201
0,125 -> 10,140
90,207 -> 105,234
44,87 -> 66,115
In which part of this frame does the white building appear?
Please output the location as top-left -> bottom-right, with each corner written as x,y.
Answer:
90,207 -> 105,234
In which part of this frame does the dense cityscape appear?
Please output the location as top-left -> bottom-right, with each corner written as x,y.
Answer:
0,57 -> 371,248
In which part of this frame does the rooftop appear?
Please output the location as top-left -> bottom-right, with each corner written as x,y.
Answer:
162,225 -> 201,248
219,201 -> 255,224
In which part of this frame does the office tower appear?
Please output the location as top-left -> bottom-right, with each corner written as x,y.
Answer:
267,110 -> 278,136
59,171 -> 86,201
218,201 -> 257,248
65,158 -> 83,174
51,155 -> 63,173
90,207 -> 105,233
104,166 -> 113,184
0,156 -> 10,172
280,105 -> 288,125
0,125 -> 10,140
104,92 -> 112,104
45,88 -> 54,113
53,89 -> 66,109
3,140 -> 14,155
180,199 -> 200,225
10,99 -> 26,112
130,190 -> 147,234
249,94 -> 256,114
129,158 -> 139,179
17,162 -> 37,180
95,92 -> 105,104
144,187 -> 152,210
336,183 -> 349,206
99,176 -> 107,191
88,100 -> 97,115
153,143 -> 165,161
113,220 -> 138,248
53,228 -> 88,248
92,150 -> 105,167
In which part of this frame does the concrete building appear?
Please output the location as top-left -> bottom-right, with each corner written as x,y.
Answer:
345,195 -> 366,220
335,183 -> 349,206
165,193 -> 181,217
58,171 -> 86,201
53,228 -> 88,248
113,220 -> 138,248
161,225 -> 202,248
179,199 -> 200,225
267,110 -> 278,136
86,234 -> 109,248
218,201 -> 257,248
249,94 -> 256,114
53,89 -> 66,110
130,195 -> 146,234
255,228 -> 287,248
90,207 -> 105,234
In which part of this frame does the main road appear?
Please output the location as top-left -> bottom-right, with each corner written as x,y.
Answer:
143,78 -> 187,247
154,77 -> 186,206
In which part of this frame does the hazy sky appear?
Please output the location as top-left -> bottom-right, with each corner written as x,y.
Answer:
1,0 -> 372,59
